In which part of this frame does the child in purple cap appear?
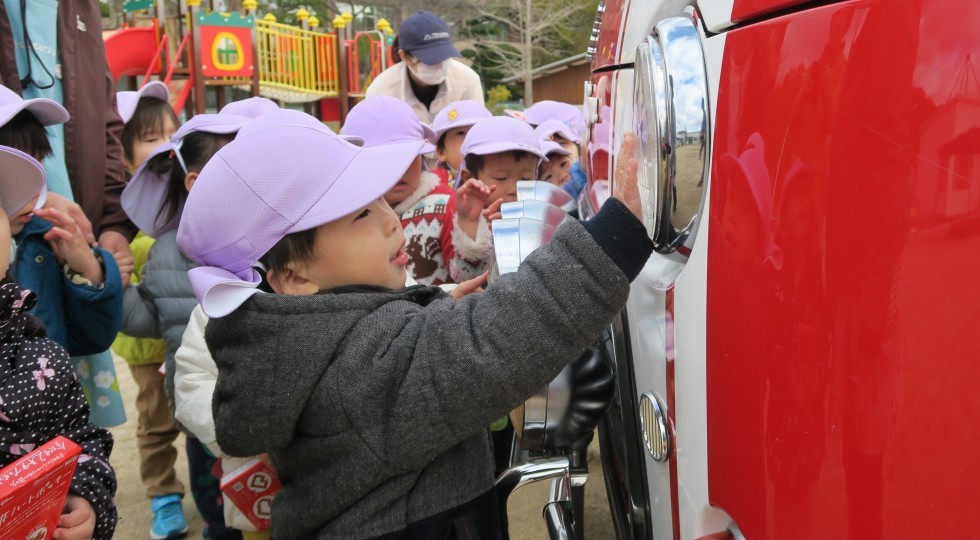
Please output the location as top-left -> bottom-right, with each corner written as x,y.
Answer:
117,81 -> 179,175
112,82 -> 192,539
120,113 -> 251,540
0,89 -> 126,392
0,145 -> 118,540
175,109 -> 652,539
535,118 -> 582,161
341,97 -> 493,285
458,116 -> 548,207
430,100 -> 493,186
539,140 -> 575,187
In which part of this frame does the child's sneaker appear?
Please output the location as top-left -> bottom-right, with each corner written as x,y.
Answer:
150,494 -> 188,539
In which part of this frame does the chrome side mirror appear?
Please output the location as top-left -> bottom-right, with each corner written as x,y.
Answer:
632,15 -> 710,276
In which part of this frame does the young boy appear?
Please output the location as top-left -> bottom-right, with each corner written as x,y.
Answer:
430,100 -> 492,185
539,140 -> 574,187
535,118 -> 582,161
175,109 -> 650,539
0,145 -> 118,540
341,96 -> 493,285
457,116 -> 548,206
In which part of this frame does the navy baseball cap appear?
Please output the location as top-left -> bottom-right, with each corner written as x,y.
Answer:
398,11 -> 460,65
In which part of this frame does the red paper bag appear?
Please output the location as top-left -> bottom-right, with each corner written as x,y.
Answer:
0,436 -> 82,540
220,458 -> 280,531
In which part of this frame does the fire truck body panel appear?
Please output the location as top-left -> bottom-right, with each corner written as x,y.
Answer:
588,0 -> 980,538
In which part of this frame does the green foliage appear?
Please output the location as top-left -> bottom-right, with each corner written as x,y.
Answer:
486,85 -> 522,115
486,85 -> 511,107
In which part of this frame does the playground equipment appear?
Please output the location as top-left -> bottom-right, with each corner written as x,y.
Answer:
105,0 -> 394,122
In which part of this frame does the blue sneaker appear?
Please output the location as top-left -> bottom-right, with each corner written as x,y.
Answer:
150,494 -> 188,539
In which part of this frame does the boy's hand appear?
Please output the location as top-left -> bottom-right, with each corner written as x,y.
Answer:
54,495 -> 96,540
614,132 -> 642,221
43,193 -> 95,245
112,250 -> 135,289
35,208 -> 105,286
98,231 -> 133,287
456,179 -> 497,240
482,199 -> 504,224
451,271 -> 488,299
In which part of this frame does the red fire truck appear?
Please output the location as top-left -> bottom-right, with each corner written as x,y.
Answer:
578,1 -> 980,538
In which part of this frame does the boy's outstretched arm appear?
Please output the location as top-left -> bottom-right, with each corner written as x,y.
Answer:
347,135 -> 651,469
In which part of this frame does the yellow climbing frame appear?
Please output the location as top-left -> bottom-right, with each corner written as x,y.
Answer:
255,18 -> 338,101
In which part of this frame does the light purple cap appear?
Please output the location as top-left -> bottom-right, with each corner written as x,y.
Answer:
456,117 -> 546,188
341,96 -> 435,154
220,97 -> 279,119
0,145 -> 45,215
540,139 -> 572,158
430,100 -> 492,140
116,81 -> 170,124
461,116 -> 546,162
177,109 -> 425,318
0,84 -> 68,127
121,112 -> 252,238
505,100 -> 585,141
535,119 -> 580,145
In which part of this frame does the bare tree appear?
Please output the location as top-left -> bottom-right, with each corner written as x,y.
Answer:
465,0 -> 595,104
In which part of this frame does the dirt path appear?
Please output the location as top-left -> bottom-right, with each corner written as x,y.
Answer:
108,352 -> 614,539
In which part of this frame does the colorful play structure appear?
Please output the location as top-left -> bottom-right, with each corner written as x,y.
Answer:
105,0 -> 396,122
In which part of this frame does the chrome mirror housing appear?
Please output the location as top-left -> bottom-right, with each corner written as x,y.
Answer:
632,15 -> 710,281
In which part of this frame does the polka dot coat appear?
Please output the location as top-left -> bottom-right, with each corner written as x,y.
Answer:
0,279 -> 118,539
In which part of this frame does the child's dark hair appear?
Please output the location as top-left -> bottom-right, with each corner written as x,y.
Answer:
0,110 -> 52,160
258,228 -> 320,289
463,150 -> 537,177
121,97 -> 179,164
146,131 -> 234,227
437,132 -> 448,153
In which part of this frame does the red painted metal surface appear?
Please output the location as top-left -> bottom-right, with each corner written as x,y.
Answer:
664,288 -> 680,540
592,0 -> 630,69
707,1 -> 980,538
730,0 -> 818,23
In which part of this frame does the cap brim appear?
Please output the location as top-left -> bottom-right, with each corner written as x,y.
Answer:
0,146 -> 45,216
173,114 -> 252,141
121,141 -> 179,237
291,139 -> 426,233
120,81 -> 170,123
411,41 -> 461,65
541,140 -> 572,157
433,117 -> 480,140
503,109 -> 534,124
465,140 -> 547,161
0,98 -> 69,128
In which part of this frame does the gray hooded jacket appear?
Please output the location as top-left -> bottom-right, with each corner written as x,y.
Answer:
207,200 -> 652,539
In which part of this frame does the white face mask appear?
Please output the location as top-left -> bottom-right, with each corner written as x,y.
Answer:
409,60 -> 449,86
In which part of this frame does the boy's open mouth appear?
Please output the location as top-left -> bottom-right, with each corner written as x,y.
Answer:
390,240 -> 409,265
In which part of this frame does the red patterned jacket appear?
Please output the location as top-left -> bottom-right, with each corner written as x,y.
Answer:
393,172 -> 492,285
